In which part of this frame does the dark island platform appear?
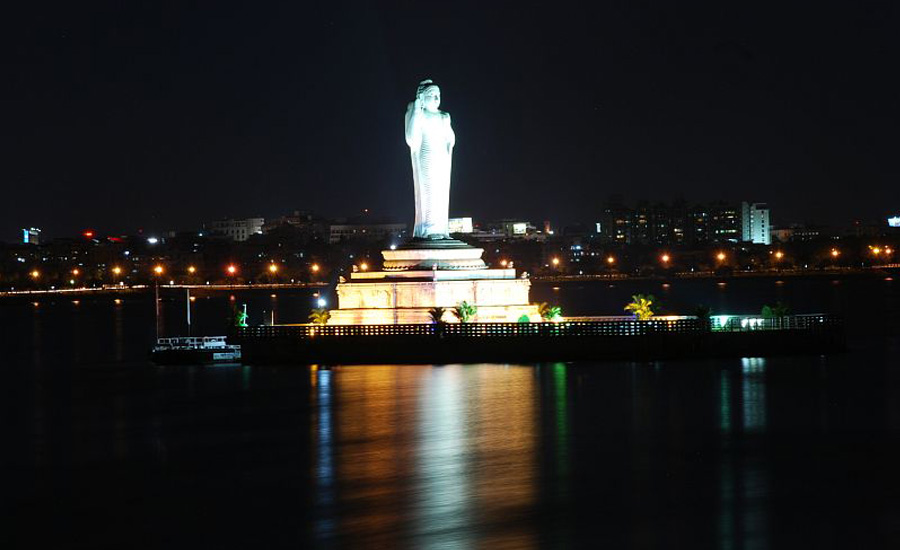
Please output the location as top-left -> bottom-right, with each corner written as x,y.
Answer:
231,314 -> 844,364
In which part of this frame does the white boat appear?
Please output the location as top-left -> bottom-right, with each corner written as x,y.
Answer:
151,336 -> 242,364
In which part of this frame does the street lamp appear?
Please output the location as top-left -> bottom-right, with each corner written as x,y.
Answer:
551,257 -> 560,267
152,265 -> 164,339
188,265 -> 197,275
268,263 -> 278,274
359,262 -> 369,271
606,255 -> 616,265
311,263 -> 320,273
774,251 -> 784,260
716,252 -> 726,262
30,269 -> 40,279
660,253 -> 670,265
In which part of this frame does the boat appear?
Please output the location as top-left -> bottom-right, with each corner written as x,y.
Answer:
149,286 -> 242,364
151,336 -> 242,364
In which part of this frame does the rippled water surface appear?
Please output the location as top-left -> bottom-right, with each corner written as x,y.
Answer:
4,276 -> 899,548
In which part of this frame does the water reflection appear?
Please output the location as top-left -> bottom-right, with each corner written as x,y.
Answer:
415,365 -> 472,548
719,358 -> 770,549
306,365 -> 539,548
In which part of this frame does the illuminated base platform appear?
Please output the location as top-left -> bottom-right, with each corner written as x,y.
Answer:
331,239 -> 540,324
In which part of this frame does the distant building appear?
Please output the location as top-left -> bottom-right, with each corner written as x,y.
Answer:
448,217 -> 474,234
710,201 -> 741,243
741,202 -> 772,245
22,227 -> 41,245
206,217 -> 265,241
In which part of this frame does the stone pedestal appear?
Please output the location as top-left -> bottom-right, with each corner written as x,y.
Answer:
329,239 -> 540,325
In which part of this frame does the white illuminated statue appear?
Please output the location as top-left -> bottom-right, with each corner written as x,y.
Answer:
405,79 -> 455,239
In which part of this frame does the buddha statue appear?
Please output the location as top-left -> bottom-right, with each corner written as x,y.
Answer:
405,79 -> 455,239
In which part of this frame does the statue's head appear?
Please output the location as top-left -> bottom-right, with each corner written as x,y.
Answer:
417,79 -> 441,113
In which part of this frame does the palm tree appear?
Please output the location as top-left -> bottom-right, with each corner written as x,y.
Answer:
308,308 -> 331,325
537,302 -> 563,322
453,301 -> 477,323
762,301 -> 790,328
693,304 -> 712,331
429,307 -> 447,324
624,294 -> 655,321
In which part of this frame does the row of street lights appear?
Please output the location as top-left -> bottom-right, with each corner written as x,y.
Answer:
545,246 -> 890,269
27,262 -> 323,281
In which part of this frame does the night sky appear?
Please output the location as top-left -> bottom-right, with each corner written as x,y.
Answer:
3,1 -> 898,240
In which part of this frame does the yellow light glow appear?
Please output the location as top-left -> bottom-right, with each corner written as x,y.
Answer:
716,252 -> 726,261
112,266 -> 122,275
886,247 -> 894,255
831,249 -> 840,258
872,247 -> 882,255
606,256 -> 615,264
188,265 -> 197,274
660,254 -> 670,263
153,265 -> 164,275
268,263 -> 278,273
774,251 -> 784,260
551,257 -> 560,266
114,298 -> 122,305
72,268 -> 80,276
500,259 -> 508,267
30,270 -> 39,278
359,262 -> 368,271
311,263 -> 320,272
227,265 -> 237,275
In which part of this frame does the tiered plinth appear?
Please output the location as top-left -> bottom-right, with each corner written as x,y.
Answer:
329,239 -> 540,325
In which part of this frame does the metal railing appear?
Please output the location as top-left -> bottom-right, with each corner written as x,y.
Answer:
235,314 -> 841,340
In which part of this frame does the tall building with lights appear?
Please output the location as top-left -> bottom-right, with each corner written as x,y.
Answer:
206,217 -> 265,241
22,227 -> 41,245
741,202 -> 772,245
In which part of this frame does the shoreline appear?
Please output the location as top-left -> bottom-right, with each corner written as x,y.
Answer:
0,267 -> 895,300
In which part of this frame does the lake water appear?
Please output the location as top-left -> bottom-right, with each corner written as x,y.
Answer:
4,276 -> 899,548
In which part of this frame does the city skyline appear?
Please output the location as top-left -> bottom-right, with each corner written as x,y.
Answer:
3,3 -> 898,239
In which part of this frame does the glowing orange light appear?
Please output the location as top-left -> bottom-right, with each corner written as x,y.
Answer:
606,255 -> 616,264
30,270 -> 40,278
311,263 -> 320,273
114,298 -> 122,305
551,257 -> 560,266
871,247 -> 882,255
112,266 -> 122,275
71,268 -> 80,276
500,259 -> 508,267
830,249 -> 840,258
716,252 -> 726,262
268,263 -> 278,273
660,253 -> 670,263
226,265 -> 237,275
359,262 -> 368,271
83,230 -> 94,238
188,265 -> 197,274
774,251 -> 784,260
153,265 -> 164,275
886,247 -> 894,255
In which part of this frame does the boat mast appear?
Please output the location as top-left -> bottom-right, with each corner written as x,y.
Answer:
186,288 -> 191,336
155,279 -> 160,340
